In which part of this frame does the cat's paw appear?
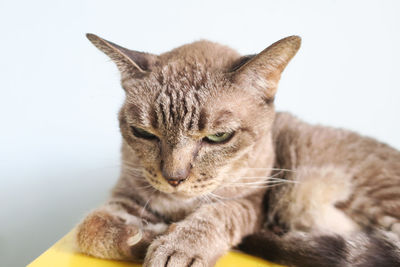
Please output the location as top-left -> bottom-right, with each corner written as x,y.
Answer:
143,236 -> 207,267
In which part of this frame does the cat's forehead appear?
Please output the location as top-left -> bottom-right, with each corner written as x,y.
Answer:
122,41 -> 248,137
123,40 -> 242,95
155,61 -> 217,92
123,66 -> 238,138
148,68 -> 225,134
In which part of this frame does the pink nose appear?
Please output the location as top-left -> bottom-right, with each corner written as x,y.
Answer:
162,165 -> 189,187
165,178 -> 185,187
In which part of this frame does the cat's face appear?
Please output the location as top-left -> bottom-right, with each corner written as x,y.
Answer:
119,67 -> 274,198
86,34 -> 300,199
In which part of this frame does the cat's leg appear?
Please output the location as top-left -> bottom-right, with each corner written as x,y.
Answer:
76,196 -> 167,261
143,194 -> 263,267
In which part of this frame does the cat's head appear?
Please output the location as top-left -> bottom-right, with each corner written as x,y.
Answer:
87,34 -> 300,199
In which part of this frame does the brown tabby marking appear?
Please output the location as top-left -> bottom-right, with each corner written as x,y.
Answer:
77,34 -> 400,267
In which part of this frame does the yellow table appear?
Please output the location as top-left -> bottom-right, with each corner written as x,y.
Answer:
28,230 -> 283,267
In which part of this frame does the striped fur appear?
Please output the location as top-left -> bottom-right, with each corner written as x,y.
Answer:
77,34 -> 400,267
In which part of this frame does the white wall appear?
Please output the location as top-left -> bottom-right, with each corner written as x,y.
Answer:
1,1 -> 399,266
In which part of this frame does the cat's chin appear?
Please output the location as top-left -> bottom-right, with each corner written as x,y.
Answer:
152,186 -> 210,200
158,189 -> 201,200
171,191 -> 196,199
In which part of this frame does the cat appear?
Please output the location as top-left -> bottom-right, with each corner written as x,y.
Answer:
76,33 -> 400,267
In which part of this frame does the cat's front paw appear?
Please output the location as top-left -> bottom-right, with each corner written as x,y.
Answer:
143,236 -> 208,267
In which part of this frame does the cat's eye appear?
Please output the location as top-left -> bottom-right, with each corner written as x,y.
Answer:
204,132 -> 234,144
131,126 -> 158,140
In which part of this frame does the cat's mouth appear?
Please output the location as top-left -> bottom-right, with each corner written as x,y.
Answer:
144,176 -> 216,199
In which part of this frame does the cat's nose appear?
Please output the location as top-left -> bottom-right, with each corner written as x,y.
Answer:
165,178 -> 185,187
161,165 -> 189,187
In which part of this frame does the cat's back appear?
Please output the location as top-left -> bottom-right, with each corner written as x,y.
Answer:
272,111 -> 400,171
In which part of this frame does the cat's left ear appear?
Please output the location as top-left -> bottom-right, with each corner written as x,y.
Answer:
86,33 -> 157,77
232,36 -> 301,101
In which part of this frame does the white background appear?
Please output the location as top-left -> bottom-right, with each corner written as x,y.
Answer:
1,1 -> 399,266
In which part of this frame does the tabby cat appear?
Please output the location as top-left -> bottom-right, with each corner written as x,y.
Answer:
76,34 -> 400,267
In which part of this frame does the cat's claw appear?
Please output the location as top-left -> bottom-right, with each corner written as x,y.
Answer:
126,228 -> 143,246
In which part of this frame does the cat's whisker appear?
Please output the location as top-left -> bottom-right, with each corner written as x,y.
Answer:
139,188 -> 157,226
270,171 -> 288,178
121,161 -> 142,167
197,196 -> 205,205
222,178 -> 293,188
208,192 -> 230,201
134,184 -> 154,190
121,169 -> 144,179
235,176 -> 300,184
226,184 -> 288,189
199,194 -> 208,203
227,182 -> 278,186
228,179 -> 299,185
222,183 -> 287,189
121,162 -> 144,171
268,177 -> 299,183
206,193 -> 228,207
205,194 -> 215,204
122,165 -> 146,173
122,166 -> 143,173
208,192 -> 222,199
123,170 -> 143,177
199,195 -> 208,205
247,179 -> 298,184
244,167 -> 296,173
198,193 -> 210,204
226,181 -> 290,186
238,176 -> 275,179
199,194 -> 214,206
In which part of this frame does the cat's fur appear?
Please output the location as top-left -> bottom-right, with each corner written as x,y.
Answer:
76,34 -> 400,267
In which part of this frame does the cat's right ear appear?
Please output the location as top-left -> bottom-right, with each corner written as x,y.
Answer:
86,33 -> 156,76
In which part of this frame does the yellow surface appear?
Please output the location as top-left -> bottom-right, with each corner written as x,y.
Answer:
28,230 -> 283,267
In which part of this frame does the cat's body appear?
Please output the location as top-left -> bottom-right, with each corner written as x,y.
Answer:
239,112 -> 400,266
77,34 -> 400,266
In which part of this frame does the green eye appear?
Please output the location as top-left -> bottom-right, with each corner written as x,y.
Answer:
204,132 -> 234,143
131,126 -> 158,140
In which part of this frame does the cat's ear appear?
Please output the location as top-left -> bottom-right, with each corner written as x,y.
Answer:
232,36 -> 301,101
86,33 -> 156,76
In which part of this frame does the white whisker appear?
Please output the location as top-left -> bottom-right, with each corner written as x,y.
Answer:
139,188 -> 156,226
228,178 -> 299,184
224,184 -> 286,189
206,193 -> 228,207
244,167 -> 296,173
134,184 -> 154,190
